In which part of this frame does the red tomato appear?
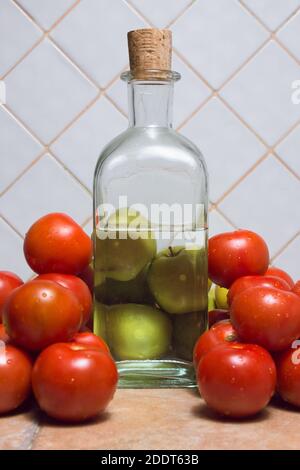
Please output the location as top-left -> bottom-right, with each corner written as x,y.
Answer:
0,344 -> 32,414
228,275 -> 291,306
292,281 -> 300,298
32,342 -> 118,422
194,320 -> 238,368
4,280 -> 82,351
197,343 -> 276,418
208,309 -> 230,328
0,324 -> 10,344
276,345 -> 300,407
208,230 -> 269,288
72,332 -> 110,354
0,272 -> 23,321
79,265 -> 94,293
230,286 -> 300,351
24,213 -> 92,275
35,273 -> 92,326
266,267 -> 294,289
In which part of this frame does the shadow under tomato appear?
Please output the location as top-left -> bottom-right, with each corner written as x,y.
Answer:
33,407 -> 111,428
0,396 -> 37,420
268,394 -> 300,414
191,401 -> 270,424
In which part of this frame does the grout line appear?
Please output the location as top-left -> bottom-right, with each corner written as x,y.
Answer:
214,206 -> 239,230
166,0 -> 197,28
123,0 -> 153,26
173,47 -> 214,90
82,215 -> 93,230
12,0 -> 81,33
215,152 -> 270,207
48,91 -> 102,148
239,0 -> 300,35
273,116 -> 300,148
103,92 -> 128,118
47,151 -> 93,197
238,0 -> 300,67
0,214 -> 24,240
2,103 -> 47,146
176,92 -> 213,131
275,36 -> 300,67
0,151 -> 46,198
0,36 -> 44,81
10,0 -> 43,32
44,0 -> 81,32
217,95 -> 269,148
47,36 -> 100,90
271,231 -> 300,263
273,152 -> 300,181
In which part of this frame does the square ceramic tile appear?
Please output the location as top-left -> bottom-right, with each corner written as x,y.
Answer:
129,0 -> 192,27
5,38 -> 97,143
51,0 -> 146,87
219,156 -> 300,256
0,218 -> 33,280
0,154 -> 92,236
181,97 -> 266,202
0,106 -> 43,193
276,125 -> 300,176
106,54 -> 212,128
0,0 -> 42,76
221,41 -> 300,146
272,235 -> 300,280
242,0 -> 300,31
209,209 -> 235,237
51,96 -> 127,191
173,0 -> 268,89
277,10 -> 300,61
16,0 -> 77,30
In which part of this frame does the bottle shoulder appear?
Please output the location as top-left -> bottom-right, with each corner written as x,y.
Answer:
95,127 -> 207,177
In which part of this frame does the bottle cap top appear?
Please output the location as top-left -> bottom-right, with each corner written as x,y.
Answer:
127,28 -> 172,80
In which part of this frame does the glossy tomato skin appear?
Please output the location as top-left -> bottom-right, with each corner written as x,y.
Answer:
0,324 -> 10,343
0,344 -> 32,414
266,267 -> 294,289
228,275 -> 291,306
4,280 -> 82,351
230,286 -> 300,351
72,332 -> 110,354
35,273 -> 92,326
24,213 -> 92,275
0,272 -> 23,321
193,320 -> 238,368
208,230 -> 269,288
276,346 -> 300,407
292,281 -> 300,298
198,343 -> 276,418
208,309 -> 230,328
32,343 -> 118,422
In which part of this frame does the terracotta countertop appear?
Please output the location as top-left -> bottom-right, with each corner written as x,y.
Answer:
0,389 -> 299,450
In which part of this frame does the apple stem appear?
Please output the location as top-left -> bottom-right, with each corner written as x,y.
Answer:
168,246 -> 174,257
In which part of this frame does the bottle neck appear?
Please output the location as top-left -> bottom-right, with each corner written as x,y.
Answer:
128,81 -> 174,128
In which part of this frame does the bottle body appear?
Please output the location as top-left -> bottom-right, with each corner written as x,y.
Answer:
93,79 -> 208,387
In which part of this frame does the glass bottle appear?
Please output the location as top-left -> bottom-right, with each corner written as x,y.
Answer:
93,29 -> 208,388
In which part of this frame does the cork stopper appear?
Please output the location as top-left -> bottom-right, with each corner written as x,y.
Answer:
127,28 -> 172,80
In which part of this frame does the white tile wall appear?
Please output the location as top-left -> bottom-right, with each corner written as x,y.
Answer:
1,0 -> 300,280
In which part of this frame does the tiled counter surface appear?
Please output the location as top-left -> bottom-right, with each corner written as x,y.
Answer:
1,389 -> 299,450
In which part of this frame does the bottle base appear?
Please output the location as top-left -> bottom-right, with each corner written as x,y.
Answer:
116,359 -> 197,388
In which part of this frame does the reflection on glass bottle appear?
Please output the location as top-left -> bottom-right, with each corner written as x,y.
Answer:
93,29 -> 208,388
